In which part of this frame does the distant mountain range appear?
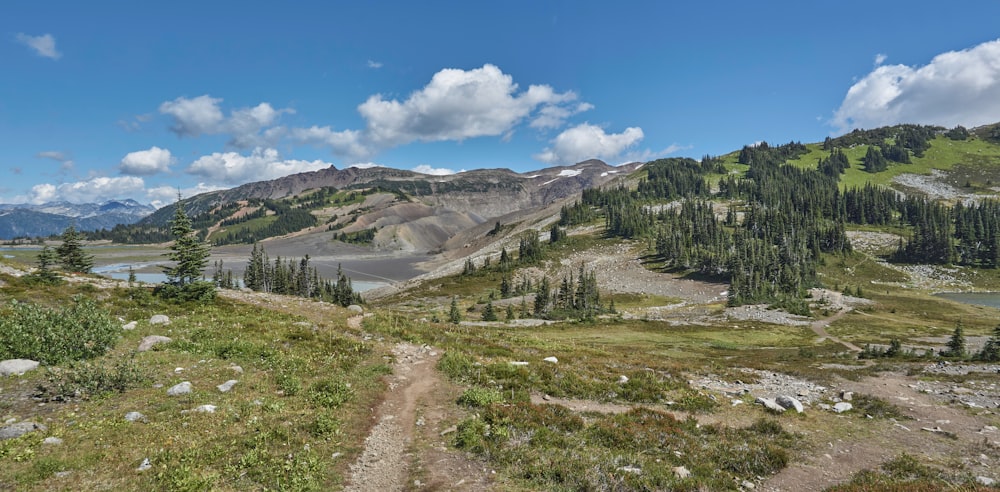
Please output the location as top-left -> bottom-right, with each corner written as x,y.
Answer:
0,199 -> 156,239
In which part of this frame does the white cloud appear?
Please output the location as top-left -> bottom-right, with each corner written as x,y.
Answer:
833,39 -> 1000,132
16,33 -> 60,59
412,164 -> 461,176
534,123 -> 645,165
26,176 -> 146,204
874,53 -> 887,66
530,102 -> 594,130
348,162 -> 383,169
186,147 -> 331,185
356,64 -> 584,148
367,59 -> 383,69
36,150 -> 74,170
120,146 -> 174,176
146,183 -> 227,208
291,126 -> 370,161
159,95 -> 292,148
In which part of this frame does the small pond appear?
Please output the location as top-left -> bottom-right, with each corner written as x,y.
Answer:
934,292 -> 1000,309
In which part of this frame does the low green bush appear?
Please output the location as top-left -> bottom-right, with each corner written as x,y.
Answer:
36,356 -> 151,401
0,297 -> 119,364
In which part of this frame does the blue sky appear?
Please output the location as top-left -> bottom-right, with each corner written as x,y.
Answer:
4,1 -> 1000,207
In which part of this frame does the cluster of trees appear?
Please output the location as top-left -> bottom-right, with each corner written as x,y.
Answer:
31,225 -> 95,283
212,200 -> 318,246
861,322 -> 1000,362
336,227 -> 376,244
242,243 -> 361,306
825,124 -> 940,153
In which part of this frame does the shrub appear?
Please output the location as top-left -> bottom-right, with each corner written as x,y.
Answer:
154,281 -> 217,303
308,379 -> 353,409
0,297 -> 119,365
36,356 -> 150,401
457,387 -> 505,407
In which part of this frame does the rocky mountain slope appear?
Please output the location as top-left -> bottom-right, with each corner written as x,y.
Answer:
0,200 -> 154,239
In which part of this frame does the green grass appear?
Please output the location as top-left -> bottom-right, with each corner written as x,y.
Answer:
207,214 -> 278,243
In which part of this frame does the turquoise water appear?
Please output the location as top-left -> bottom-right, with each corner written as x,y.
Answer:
934,292 -> 1000,309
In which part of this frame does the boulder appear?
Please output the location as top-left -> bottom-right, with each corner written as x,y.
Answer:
347,304 -> 364,314
193,404 -> 217,413
543,356 -> 558,364
672,466 -> 691,479
124,412 -> 146,423
167,381 -> 192,396
840,391 -> 853,401
217,380 -> 238,393
0,359 -> 40,376
138,335 -> 172,352
122,321 -> 138,330
833,402 -> 853,413
755,397 -> 786,413
0,422 -> 47,440
43,436 -> 64,445
977,477 -> 996,487
776,395 -> 805,413
149,314 -> 170,325
618,375 -> 629,385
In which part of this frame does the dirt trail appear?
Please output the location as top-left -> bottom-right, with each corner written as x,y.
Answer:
810,308 -> 861,352
762,372 -> 997,491
345,342 -> 493,492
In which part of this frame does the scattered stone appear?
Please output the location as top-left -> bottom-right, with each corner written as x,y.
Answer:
137,458 -> 152,472
122,321 -> 138,330
167,381 -> 192,396
0,422 -> 47,440
230,365 -> 244,374
509,361 -> 529,366
672,466 -> 691,479
0,359 -> 40,376
193,404 -> 217,413
542,394 -> 551,401
742,480 -> 756,490
776,395 -> 805,413
347,304 -> 364,314
817,403 -> 832,411
732,399 -> 744,406
149,314 -> 170,325
618,375 -> 629,385
54,471 -> 72,478
440,425 -> 458,436
415,417 -> 425,426
543,356 -> 558,364
124,412 -> 146,423
977,476 -> 996,487
921,426 -> 946,434
833,402 -> 853,413
43,436 -> 63,445
217,380 -> 238,393
174,367 -> 184,373
138,335 -> 172,352
981,425 -> 998,433
755,397 -> 786,413
841,391 -> 853,401
331,452 -> 343,459
617,465 -> 642,474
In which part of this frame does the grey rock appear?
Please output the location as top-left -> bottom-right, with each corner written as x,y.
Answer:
347,304 -> 363,314
509,361 -> 529,366
617,465 -> 642,474
0,359 -> 40,376
618,375 -> 629,384
672,466 -> 691,479
776,395 -> 805,413
742,480 -> 756,490
192,404 -> 217,413
841,391 -> 853,401
217,380 -> 238,393
0,422 -> 47,440
755,397 -> 786,413
149,314 -> 170,325
138,335 -> 172,352
43,436 -> 63,445
230,365 -> 244,374
137,458 -> 152,472
833,402 -> 853,413
124,412 -> 146,422
167,381 -> 192,396
122,321 -> 138,331
543,356 -> 558,364
977,476 -> 996,486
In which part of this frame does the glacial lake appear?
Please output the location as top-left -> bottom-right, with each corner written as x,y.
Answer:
934,292 -> 1000,309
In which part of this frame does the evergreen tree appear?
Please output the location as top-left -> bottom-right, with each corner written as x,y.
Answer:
505,304 -> 515,322
448,297 -> 462,324
163,197 -> 211,287
31,246 -> 62,284
862,146 -> 888,173
534,277 -> 551,316
942,323 -> 966,358
56,225 -> 94,273
481,301 -> 497,321
976,324 -> 1000,362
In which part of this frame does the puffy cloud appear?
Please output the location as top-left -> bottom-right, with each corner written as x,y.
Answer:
146,183 -> 227,208
159,95 -> 293,148
120,146 -> 174,176
833,39 -> 1000,131
291,126 -> 370,161
534,123 -> 645,165
530,102 -> 594,130
16,33 -> 60,59
412,165 -> 461,176
356,64 -> 583,148
26,176 -> 146,204
186,147 -> 331,185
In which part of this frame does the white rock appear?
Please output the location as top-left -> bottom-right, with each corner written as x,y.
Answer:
137,335 -> 172,352
618,375 -> 629,384
841,391 -> 853,401
617,465 -> 641,474
977,476 -> 996,486
776,395 -> 805,413
543,356 -> 558,364
732,399 -> 744,406
137,458 -> 151,472
122,321 -> 138,331
672,466 -> 691,479
193,404 -> 217,413
124,412 -> 146,422
230,365 -> 244,374
0,359 -> 40,376
149,314 -> 170,325
167,381 -> 192,396
833,402 -> 853,413
755,397 -> 786,413
510,361 -> 529,366
217,380 -> 238,393
43,436 -> 63,445
347,304 -> 364,314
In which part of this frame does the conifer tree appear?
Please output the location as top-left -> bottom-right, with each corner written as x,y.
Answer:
163,197 -> 211,287
943,323 -> 966,358
56,225 -> 94,273
448,297 -> 462,324
481,300 -> 497,321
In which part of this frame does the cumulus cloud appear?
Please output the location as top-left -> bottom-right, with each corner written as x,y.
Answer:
25,176 -> 146,204
159,95 -> 293,148
16,33 -> 60,59
412,164 -> 461,176
291,126 -> 370,161
120,146 -> 174,176
534,123 -> 645,165
36,151 -> 74,170
146,183 -> 227,208
186,147 -> 331,185
833,39 -> 1000,132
